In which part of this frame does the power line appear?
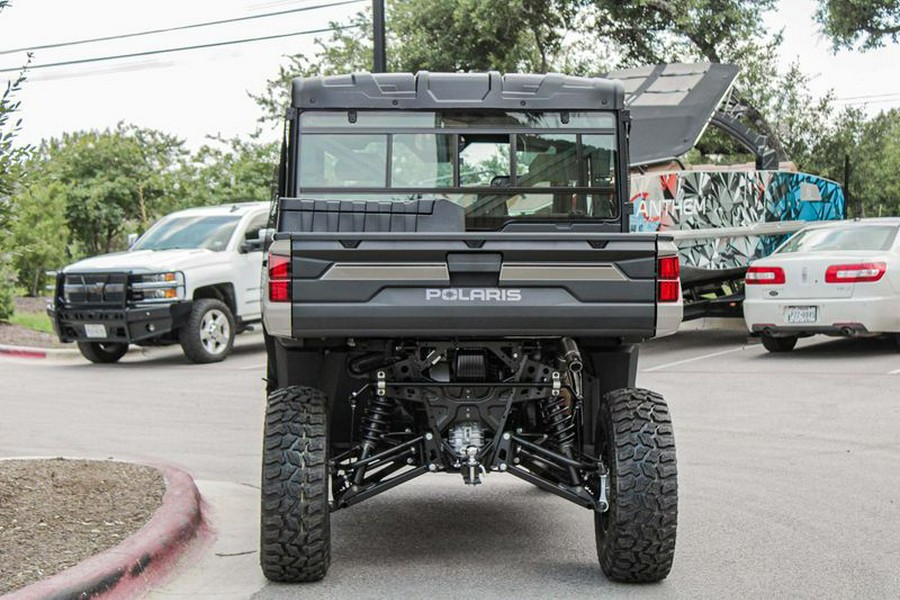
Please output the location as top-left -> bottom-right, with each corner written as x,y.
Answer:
840,98 -> 900,106
0,0 -> 364,56
833,92 -> 900,102
0,24 -> 360,74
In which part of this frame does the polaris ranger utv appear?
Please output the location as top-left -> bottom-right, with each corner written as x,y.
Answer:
261,71 -> 682,583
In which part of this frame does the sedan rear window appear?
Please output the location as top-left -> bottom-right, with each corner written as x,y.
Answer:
777,225 -> 899,254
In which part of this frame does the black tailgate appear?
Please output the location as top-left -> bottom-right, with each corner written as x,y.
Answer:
286,231 -> 662,339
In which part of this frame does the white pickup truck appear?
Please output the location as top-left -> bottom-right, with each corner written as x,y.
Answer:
48,202 -> 270,363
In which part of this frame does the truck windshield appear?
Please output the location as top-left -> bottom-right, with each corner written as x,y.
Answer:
132,215 -> 241,252
295,111 -> 619,229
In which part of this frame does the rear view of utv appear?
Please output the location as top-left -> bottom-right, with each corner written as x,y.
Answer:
261,71 -> 682,584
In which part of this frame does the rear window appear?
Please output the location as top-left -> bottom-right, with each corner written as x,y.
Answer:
777,225 -> 899,254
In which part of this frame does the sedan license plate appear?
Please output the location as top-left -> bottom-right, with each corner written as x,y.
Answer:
784,306 -> 817,324
84,323 -> 107,338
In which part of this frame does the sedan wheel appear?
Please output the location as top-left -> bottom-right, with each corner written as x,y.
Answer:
761,334 -> 797,353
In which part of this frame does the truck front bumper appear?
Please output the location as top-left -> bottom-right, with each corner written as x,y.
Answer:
49,301 -> 192,344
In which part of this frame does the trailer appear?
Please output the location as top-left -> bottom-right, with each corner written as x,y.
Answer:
610,63 -> 846,319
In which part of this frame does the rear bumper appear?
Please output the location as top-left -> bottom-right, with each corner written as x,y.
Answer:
749,323 -> 871,337
49,301 -> 192,344
743,295 -> 899,337
291,299 -> 659,338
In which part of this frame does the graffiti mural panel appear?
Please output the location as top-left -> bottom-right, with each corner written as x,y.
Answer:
629,170 -> 845,270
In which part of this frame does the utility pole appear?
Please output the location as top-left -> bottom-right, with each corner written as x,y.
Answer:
843,154 -> 851,218
372,0 -> 386,72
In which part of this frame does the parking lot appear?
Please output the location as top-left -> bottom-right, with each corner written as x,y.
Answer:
1,326 -> 899,598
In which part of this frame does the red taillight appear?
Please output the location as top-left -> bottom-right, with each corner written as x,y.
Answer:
268,252 -> 290,302
745,266 -> 786,285
825,262 -> 886,283
658,280 -> 680,302
658,256 -> 680,280
657,256 -> 681,302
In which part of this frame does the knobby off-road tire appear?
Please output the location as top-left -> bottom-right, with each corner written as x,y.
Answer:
76,341 -> 129,364
761,334 -> 797,353
179,298 -> 235,363
595,388 -> 677,583
260,386 -> 331,583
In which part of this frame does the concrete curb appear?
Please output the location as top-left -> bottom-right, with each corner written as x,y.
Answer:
4,463 -> 205,600
679,317 -> 749,333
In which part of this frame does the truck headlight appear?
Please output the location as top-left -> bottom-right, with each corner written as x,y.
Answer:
130,272 -> 185,302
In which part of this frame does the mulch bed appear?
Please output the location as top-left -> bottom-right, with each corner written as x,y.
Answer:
0,458 -> 166,595
0,297 -> 64,349
0,323 -> 64,349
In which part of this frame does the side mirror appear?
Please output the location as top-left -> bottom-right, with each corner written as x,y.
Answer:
127,233 -> 138,248
240,239 -> 262,253
260,227 -> 275,247
241,228 -> 275,253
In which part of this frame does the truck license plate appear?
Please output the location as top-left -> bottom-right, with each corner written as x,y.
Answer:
784,306 -> 817,324
84,323 -> 107,338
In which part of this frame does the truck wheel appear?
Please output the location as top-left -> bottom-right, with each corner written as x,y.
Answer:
595,388 -> 677,583
260,386 -> 331,583
179,299 -> 235,363
760,334 -> 797,353
76,341 -> 129,364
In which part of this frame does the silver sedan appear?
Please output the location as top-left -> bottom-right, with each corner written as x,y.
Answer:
743,218 -> 900,352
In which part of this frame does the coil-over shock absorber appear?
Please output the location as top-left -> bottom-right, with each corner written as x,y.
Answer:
539,372 -> 581,485
540,372 -> 577,452
354,371 -> 393,485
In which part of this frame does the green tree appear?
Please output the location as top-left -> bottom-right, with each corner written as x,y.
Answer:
586,0 -> 800,160
37,124 -> 189,255
852,109 -> 900,216
251,10 -> 375,123
183,134 -> 279,206
255,0 -> 887,196
253,0 -> 583,122
796,106 -> 863,188
11,181 -> 70,296
0,1 -> 28,207
798,107 -> 900,218
389,0 -> 579,73
255,0 -> 804,161
815,0 -> 900,51
0,0 -> 29,318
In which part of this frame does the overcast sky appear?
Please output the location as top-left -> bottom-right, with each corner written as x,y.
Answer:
1,0 -> 898,150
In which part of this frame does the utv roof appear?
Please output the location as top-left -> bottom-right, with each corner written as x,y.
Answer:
291,71 -> 625,111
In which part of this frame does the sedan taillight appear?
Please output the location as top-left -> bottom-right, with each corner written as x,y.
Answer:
825,262 -> 886,283
268,252 -> 291,302
657,256 -> 681,302
745,266 -> 786,285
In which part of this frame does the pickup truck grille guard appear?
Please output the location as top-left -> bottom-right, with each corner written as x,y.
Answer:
62,272 -> 129,306
328,340 -> 609,513
53,272 -> 192,344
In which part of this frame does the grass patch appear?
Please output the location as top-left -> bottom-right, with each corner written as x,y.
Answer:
9,311 -> 54,334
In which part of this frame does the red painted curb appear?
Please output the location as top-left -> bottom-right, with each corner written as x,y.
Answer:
4,464 -> 204,600
0,347 -> 48,359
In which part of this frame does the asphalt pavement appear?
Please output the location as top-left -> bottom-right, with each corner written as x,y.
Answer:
1,327 -> 899,599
